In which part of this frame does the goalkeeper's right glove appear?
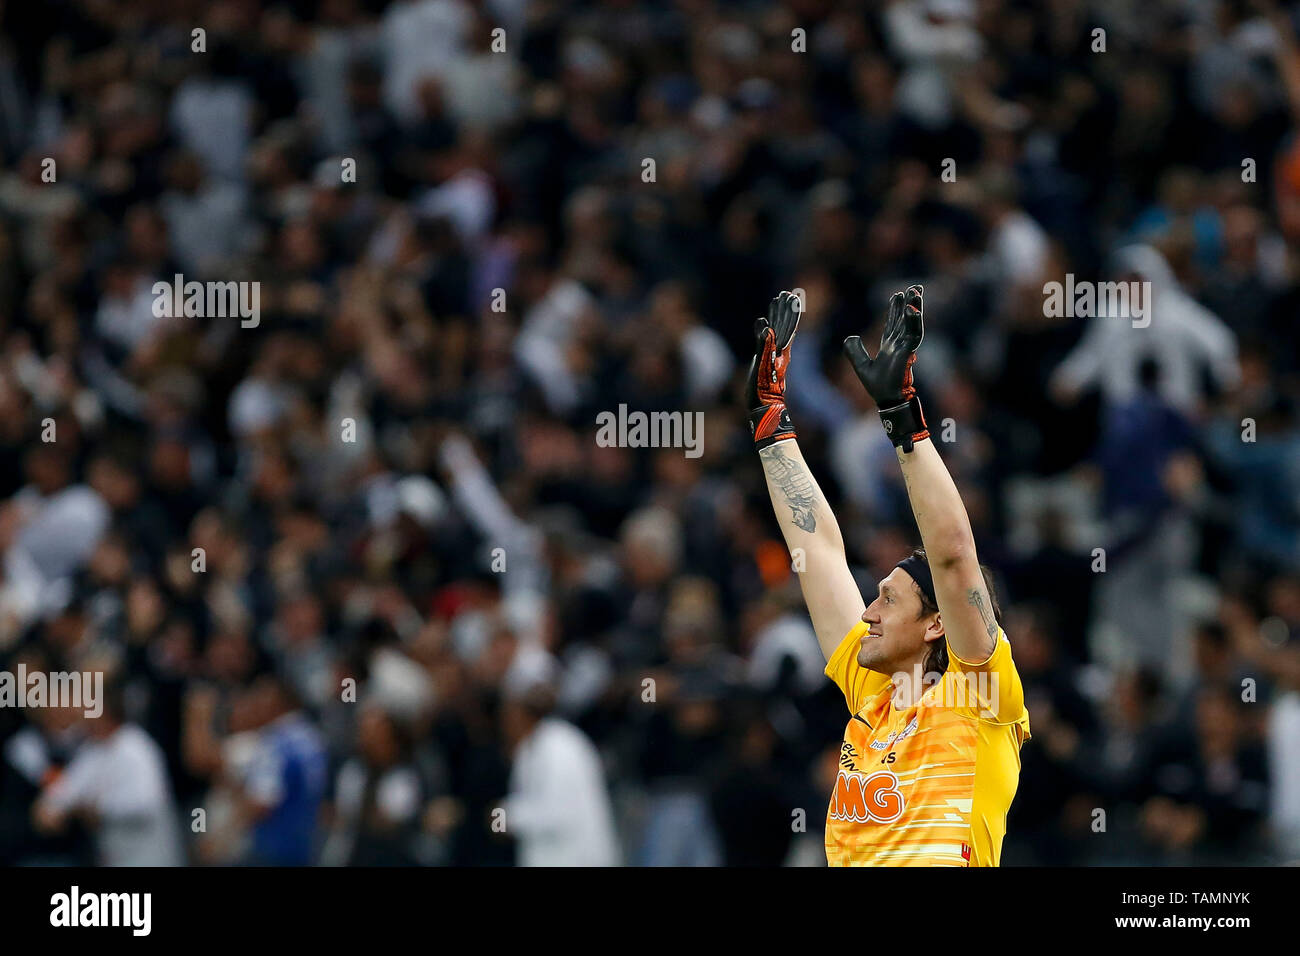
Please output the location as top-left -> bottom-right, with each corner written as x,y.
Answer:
843,284 -> 930,453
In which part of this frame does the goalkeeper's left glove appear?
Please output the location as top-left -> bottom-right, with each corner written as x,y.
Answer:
843,284 -> 930,452
745,291 -> 801,449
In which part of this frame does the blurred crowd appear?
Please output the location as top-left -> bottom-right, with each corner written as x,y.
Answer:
2,0 -> 1300,866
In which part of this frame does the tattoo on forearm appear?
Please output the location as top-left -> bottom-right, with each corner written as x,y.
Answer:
967,588 -> 998,640
760,445 -> 818,532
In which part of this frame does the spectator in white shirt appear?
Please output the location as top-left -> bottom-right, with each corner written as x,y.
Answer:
1051,243 -> 1240,416
381,0 -> 474,125
33,686 -> 184,866
1,447 -> 110,639
500,673 -> 619,866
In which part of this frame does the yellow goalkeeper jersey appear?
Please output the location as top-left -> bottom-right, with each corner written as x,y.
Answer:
823,621 -> 1031,866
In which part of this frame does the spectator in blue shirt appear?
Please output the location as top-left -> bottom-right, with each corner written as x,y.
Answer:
239,673 -> 328,866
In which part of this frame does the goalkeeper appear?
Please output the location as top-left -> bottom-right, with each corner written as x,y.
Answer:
748,287 -> 1031,866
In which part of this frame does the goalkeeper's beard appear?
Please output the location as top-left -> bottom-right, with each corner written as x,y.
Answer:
856,627 -> 894,671
856,625 -> 924,678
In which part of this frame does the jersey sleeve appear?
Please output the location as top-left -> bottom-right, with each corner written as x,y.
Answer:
824,621 -> 892,714
946,627 -> 1031,741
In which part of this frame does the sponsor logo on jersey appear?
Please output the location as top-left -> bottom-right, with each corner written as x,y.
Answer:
827,769 -> 905,824
839,741 -> 859,769
869,716 -> 919,750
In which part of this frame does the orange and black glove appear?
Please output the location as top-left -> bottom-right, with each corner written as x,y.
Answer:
745,291 -> 801,449
843,284 -> 929,452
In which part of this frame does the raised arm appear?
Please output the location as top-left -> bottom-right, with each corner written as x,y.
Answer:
749,292 -> 865,659
844,285 -> 997,664
894,439 -> 997,663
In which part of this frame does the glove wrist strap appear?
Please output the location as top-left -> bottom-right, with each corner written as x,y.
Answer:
749,403 -> 797,450
878,396 -> 929,452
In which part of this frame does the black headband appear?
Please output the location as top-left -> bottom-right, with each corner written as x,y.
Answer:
895,553 -> 936,609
